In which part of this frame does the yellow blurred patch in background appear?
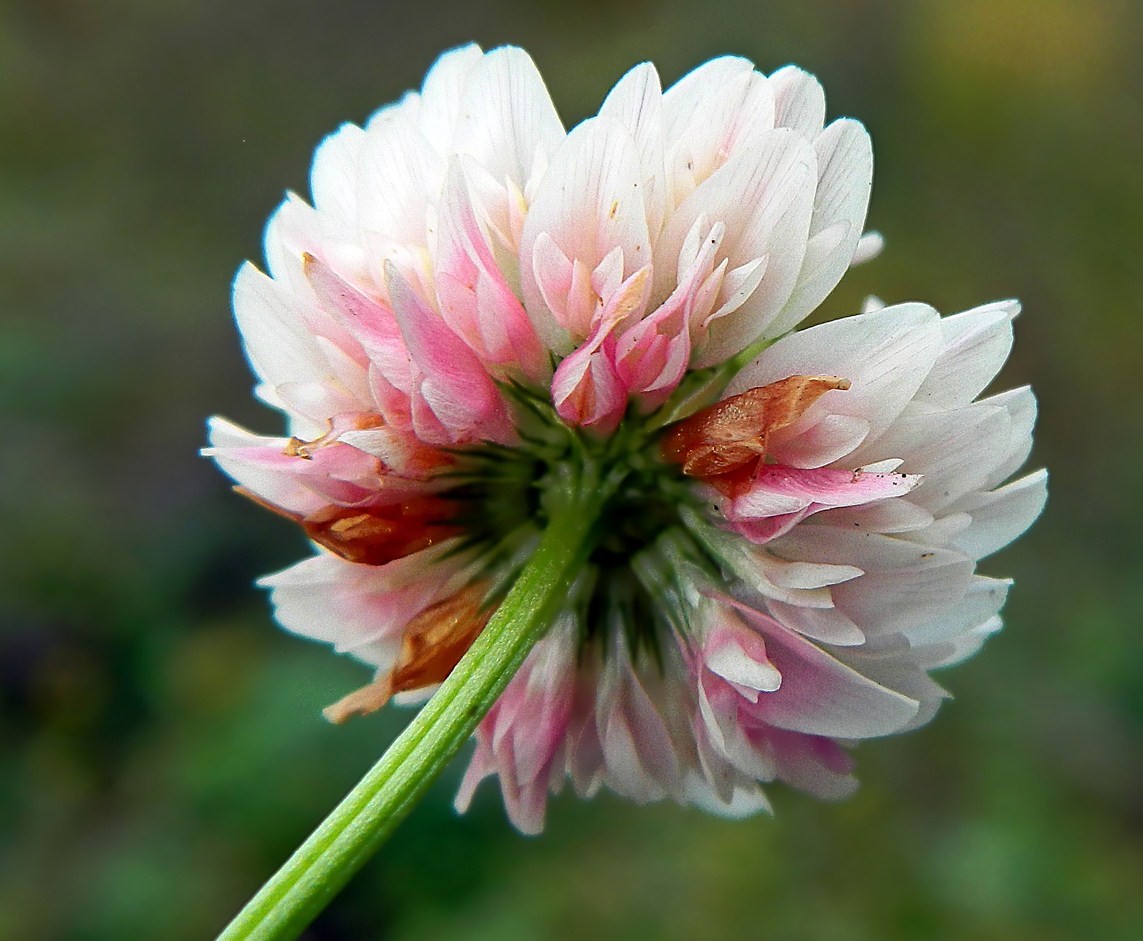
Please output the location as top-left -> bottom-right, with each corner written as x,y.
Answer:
915,0 -> 1122,100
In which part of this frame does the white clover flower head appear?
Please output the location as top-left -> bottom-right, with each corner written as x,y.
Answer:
206,45 -> 1046,834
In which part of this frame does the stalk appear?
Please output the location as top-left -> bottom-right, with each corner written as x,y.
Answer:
216,466 -> 606,941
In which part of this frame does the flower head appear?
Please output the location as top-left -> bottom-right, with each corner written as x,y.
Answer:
207,45 -> 1045,833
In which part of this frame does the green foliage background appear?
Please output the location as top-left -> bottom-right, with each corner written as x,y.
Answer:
2,1 -> 1140,938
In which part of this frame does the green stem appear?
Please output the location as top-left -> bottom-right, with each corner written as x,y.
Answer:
216,468 -> 606,941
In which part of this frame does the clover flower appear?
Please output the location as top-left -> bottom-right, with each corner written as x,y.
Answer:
206,45 -> 1045,835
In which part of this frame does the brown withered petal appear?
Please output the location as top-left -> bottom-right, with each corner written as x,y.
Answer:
323,581 -> 493,724
302,499 -> 463,566
234,485 -> 461,567
661,375 -> 851,479
322,676 -> 394,725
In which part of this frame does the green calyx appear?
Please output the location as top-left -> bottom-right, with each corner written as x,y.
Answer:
437,378 -> 739,665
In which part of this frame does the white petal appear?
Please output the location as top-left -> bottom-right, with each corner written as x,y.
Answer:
453,46 -> 565,192
773,527 -> 975,638
851,231 -> 884,266
417,44 -> 484,154
684,775 -> 773,818
832,554 -> 975,638
730,303 -> 943,445
919,617 -> 1003,669
820,498 -> 936,534
915,300 -> 1018,408
948,469 -> 1048,560
310,123 -> 367,226
772,119 -> 873,335
766,599 -> 866,646
657,129 -> 817,364
762,559 -> 863,590
519,116 -> 650,340
903,575 -> 1011,648
770,65 -> 825,137
662,57 -> 775,201
599,62 -> 668,239
902,511 -> 972,546
358,105 -> 442,245
870,403 -> 1014,513
739,608 -> 920,738
837,650 -> 950,730
775,525 -> 965,572
233,263 -> 328,397
977,385 -> 1038,488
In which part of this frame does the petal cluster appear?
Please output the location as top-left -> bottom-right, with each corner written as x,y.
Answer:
456,301 -> 1045,830
206,44 -> 1045,834
214,44 -> 875,451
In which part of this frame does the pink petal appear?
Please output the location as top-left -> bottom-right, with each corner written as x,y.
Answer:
385,264 -> 512,445
612,224 -> 729,404
733,465 -> 923,516
595,635 -> 682,802
702,608 -> 782,700
551,321 -> 626,432
302,254 -> 407,368
745,725 -> 856,800
725,464 -> 922,544
728,601 -> 920,739
434,162 -> 547,380
259,545 -> 471,664
205,417 -> 406,516
551,265 -> 651,430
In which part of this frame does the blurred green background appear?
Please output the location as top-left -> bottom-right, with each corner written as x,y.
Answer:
2,0 -> 1141,938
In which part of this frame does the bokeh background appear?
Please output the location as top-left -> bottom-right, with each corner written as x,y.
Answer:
2,0 -> 1141,938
